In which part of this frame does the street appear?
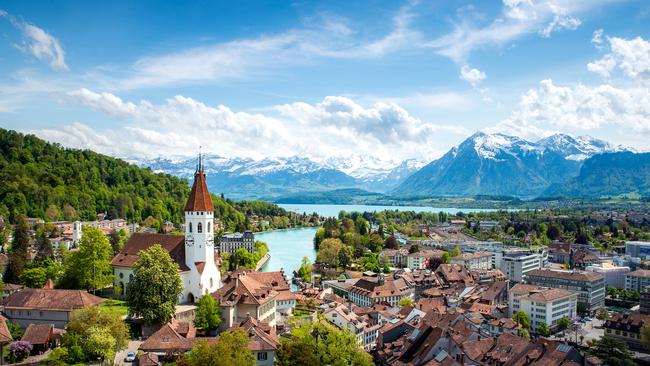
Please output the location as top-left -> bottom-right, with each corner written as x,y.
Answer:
113,340 -> 142,366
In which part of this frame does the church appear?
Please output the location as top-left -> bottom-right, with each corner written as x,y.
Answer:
111,156 -> 221,303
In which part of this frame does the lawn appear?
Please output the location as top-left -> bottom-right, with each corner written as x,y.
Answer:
99,299 -> 128,318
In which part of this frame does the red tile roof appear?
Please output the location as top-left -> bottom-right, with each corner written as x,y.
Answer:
0,315 -> 12,343
21,323 -> 53,345
4,289 -> 104,311
111,233 -> 189,271
184,170 -> 214,212
140,321 -> 193,352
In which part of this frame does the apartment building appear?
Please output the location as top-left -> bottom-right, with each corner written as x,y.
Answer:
348,276 -> 414,307
585,262 -> 630,288
323,302 -> 381,351
509,283 -> 577,330
451,252 -> 493,270
220,230 -> 255,255
625,269 -> 650,292
499,252 -> 544,282
525,269 -> 605,314
406,249 -> 445,270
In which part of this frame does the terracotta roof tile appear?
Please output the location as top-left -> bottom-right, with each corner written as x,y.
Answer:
111,233 -> 189,271
0,316 -> 12,342
184,171 -> 214,212
4,289 -> 104,311
21,323 -> 53,345
139,353 -> 159,366
140,322 -> 193,352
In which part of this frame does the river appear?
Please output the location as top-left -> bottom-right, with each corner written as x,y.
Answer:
278,203 -> 496,218
259,204 -> 498,275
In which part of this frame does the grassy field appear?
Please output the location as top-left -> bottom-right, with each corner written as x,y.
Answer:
99,299 -> 128,318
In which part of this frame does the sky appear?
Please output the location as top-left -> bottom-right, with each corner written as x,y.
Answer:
0,0 -> 649,167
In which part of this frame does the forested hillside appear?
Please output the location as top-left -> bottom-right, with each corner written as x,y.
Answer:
0,129 -> 303,230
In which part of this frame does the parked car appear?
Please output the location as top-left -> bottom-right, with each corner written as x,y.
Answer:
125,352 -> 136,362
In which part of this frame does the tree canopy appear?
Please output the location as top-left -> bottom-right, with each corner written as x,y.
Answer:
59,226 -> 113,291
126,244 -> 183,325
186,328 -> 255,366
194,294 -> 222,331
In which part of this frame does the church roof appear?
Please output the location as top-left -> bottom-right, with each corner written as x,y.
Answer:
184,159 -> 214,212
111,233 -> 190,271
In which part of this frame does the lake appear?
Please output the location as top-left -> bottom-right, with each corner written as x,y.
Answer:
279,203 -> 496,218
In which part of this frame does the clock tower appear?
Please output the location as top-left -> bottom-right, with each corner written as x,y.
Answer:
183,154 -> 221,302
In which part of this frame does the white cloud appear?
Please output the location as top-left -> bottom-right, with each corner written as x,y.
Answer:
41,89 -> 466,164
591,28 -> 604,48
459,65 -> 486,87
589,35 -> 650,82
0,10 -> 68,71
496,79 -> 650,135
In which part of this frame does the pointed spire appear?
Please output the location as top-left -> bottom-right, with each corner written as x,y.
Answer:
185,147 -> 214,212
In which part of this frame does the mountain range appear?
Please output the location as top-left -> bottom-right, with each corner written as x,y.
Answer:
133,132 -> 649,201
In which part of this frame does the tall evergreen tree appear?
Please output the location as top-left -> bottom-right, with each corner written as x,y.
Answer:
35,230 -> 54,261
4,216 -> 29,284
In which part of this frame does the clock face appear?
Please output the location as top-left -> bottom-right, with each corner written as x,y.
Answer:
205,237 -> 214,247
186,235 -> 194,247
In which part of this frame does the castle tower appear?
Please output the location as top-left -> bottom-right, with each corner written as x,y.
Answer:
183,154 -> 220,302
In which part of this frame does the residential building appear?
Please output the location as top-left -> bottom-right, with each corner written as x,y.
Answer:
111,156 -> 221,304
625,269 -> 650,292
240,317 -> 280,366
525,269 -> 606,314
604,312 -> 649,349
406,249 -> 445,270
378,248 -> 408,267
322,278 -> 359,298
212,270 -> 278,329
625,241 -> 650,259
508,283 -> 577,329
499,252 -> 544,282
641,286 -> 650,315
220,231 -> 255,255
21,324 -> 54,355
323,302 -> 380,351
585,262 -> 630,288
139,320 -> 195,355
451,252 -> 492,270
348,275 -> 414,307
3,288 -> 104,328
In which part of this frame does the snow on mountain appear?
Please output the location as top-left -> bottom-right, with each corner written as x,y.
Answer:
537,133 -> 627,160
471,132 -> 539,161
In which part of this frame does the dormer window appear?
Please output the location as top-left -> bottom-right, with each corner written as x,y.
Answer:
198,223 -> 203,233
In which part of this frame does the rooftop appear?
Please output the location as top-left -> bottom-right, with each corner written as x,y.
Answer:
526,268 -> 604,282
4,288 -> 105,311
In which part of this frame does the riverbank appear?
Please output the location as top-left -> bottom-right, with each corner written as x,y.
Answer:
257,227 -> 318,274
255,252 -> 271,271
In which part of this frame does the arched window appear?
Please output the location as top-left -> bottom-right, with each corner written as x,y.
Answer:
198,222 -> 203,233
189,222 -> 193,233
208,222 -> 211,232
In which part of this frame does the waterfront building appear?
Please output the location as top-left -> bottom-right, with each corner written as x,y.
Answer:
221,230 -> 256,255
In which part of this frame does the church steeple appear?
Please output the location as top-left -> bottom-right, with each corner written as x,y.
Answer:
184,153 -> 214,212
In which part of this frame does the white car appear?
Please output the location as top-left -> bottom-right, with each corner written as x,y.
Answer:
125,352 -> 136,362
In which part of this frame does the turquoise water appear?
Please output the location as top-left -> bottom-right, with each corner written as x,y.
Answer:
258,227 -> 318,274
279,203 -> 496,218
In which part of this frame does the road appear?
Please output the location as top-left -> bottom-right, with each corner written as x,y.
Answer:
113,340 -> 142,366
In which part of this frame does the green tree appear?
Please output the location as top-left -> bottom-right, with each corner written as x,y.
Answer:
399,297 -> 414,307
35,230 -> 54,261
194,294 -> 222,331
316,238 -> 343,267
536,322 -> 550,337
596,308 -> 609,321
517,329 -> 530,340
557,316 -> 571,331
4,215 -> 29,284
60,226 -> 113,291
589,336 -> 636,366
19,267 -> 48,288
63,306 -> 129,362
296,256 -> 313,282
450,246 -> 461,257
108,229 -> 127,255
277,322 -> 373,366
441,252 -> 451,264
85,326 -> 116,362
126,244 -> 183,325
186,329 -> 255,366
513,310 -> 531,329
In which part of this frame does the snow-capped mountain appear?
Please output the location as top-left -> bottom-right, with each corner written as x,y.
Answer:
393,132 -> 632,198
134,154 -> 422,199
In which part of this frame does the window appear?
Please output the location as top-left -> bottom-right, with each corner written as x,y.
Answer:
208,222 -> 211,232
210,278 -> 214,288
198,222 -> 203,233
189,222 -> 193,233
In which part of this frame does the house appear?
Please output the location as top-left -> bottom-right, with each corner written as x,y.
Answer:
0,315 -> 13,348
434,264 -> 475,287
406,249 -> 445,270
21,323 -> 54,354
139,353 -> 160,366
139,320 -> 195,356
348,275 -> 414,307
378,248 -> 408,267
323,302 -> 380,351
3,288 -> 104,328
111,156 -> 221,304
212,270 -> 278,329
486,318 -> 521,336
603,311 -> 649,349
239,317 -> 280,366
451,252 -> 493,270
2,283 -> 23,299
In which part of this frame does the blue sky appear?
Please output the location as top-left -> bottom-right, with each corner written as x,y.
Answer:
1,0 -> 649,167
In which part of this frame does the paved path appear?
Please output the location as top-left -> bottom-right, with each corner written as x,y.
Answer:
114,340 -> 142,366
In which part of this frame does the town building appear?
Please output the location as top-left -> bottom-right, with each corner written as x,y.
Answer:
641,286 -> 650,315
239,317 -> 281,366
322,302 -> 380,351
378,248 -> 408,268
348,275 -> 414,307
585,262 -> 630,288
603,311 -> 649,349
451,252 -> 492,270
625,269 -> 650,292
220,231 -> 255,255
406,249 -> 445,270
525,269 -> 606,313
499,252 -> 544,282
625,241 -> 650,259
3,288 -> 104,328
111,156 -> 221,304
508,283 -> 577,330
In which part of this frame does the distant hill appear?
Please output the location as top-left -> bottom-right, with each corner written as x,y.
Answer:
542,152 -> 650,198
274,188 -> 385,204
393,132 -> 629,198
